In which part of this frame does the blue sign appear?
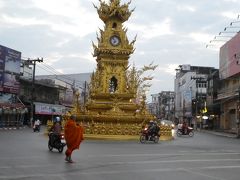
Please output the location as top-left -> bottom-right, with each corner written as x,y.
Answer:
0,45 -> 21,93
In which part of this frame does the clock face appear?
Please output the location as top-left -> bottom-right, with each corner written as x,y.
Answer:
110,35 -> 120,46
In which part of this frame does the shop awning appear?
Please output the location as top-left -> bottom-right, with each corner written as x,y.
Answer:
0,103 -> 25,109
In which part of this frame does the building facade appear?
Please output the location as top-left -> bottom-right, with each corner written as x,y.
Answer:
174,64 -> 217,127
206,69 -> 220,129
149,94 -> 160,118
218,32 -> 240,134
149,91 -> 175,121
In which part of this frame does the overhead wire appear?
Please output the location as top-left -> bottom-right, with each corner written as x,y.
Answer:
42,62 -> 88,85
36,62 -> 86,89
21,54 -> 88,88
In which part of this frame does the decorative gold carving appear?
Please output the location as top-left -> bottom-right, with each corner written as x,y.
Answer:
93,0 -> 134,23
83,122 -> 142,135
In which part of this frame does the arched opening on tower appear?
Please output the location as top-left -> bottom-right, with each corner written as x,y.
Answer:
109,76 -> 118,93
112,22 -> 117,29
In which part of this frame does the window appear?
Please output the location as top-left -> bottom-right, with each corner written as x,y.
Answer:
112,23 -> 117,29
109,76 -> 118,93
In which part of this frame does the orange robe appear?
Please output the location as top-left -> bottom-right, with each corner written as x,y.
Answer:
64,119 -> 84,157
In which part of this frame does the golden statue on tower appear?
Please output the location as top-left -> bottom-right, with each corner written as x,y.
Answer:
75,0 -> 155,136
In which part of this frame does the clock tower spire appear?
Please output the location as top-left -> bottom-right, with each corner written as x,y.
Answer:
91,0 -> 136,95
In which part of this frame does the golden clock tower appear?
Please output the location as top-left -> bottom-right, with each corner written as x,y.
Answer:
77,0 -> 154,136
91,0 -> 135,97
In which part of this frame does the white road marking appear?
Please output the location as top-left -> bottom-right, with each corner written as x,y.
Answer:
0,158 -> 240,169
1,165 -> 240,178
87,151 -> 240,158
183,168 -> 227,180
104,158 -> 240,165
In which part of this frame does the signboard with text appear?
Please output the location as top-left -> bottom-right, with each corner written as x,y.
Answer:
34,102 -> 66,115
0,45 -> 21,93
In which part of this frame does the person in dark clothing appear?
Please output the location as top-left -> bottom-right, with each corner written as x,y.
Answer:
147,121 -> 159,137
182,120 -> 188,135
49,117 -> 62,145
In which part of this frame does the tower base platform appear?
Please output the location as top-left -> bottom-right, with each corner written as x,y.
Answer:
84,134 -> 174,141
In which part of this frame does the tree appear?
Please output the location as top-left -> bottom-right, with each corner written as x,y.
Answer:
127,61 -> 158,104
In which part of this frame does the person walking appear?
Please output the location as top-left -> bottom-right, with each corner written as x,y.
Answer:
64,114 -> 84,163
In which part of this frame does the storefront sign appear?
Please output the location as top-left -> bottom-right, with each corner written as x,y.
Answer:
34,102 -> 66,115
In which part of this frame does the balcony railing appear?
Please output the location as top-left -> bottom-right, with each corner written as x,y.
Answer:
217,85 -> 239,100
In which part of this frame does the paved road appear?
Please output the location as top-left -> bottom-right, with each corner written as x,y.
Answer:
0,127 -> 240,180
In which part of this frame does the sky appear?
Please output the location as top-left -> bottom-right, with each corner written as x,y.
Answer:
0,0 -> 240,101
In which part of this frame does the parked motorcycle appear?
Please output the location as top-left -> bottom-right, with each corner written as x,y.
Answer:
177,127 -> 194,137
48,132 -> 66,153
140,127 -> 160,143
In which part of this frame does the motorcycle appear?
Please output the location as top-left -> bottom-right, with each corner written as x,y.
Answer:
177,127 -> 194,137
140,127 -> 160,143
48,132 -> 66,153
33,125 -> 40,132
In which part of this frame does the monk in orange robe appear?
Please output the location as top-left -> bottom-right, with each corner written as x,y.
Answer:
64,115 -> 84,163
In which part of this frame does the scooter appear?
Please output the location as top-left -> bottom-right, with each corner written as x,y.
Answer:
177,127 -> 194,137
140,127 -> 160,143
33,125 -> 40,132
48,132 -> 66,153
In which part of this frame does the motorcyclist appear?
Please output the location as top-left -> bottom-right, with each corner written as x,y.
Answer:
33,119 -> 40,132
49,117 -> 62,145
182,120 -> 188,135
147,120 -> 159,137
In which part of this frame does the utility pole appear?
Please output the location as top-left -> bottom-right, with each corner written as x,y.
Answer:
26,58 -> 43,127
83,81 -> 87,113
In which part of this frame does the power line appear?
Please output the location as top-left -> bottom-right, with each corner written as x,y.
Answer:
37,63 -> 85,89
40,62 -> 86,85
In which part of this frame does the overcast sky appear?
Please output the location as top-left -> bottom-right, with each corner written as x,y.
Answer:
0,0 -> 240,100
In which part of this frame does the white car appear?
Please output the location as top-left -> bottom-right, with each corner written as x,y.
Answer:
160,120 -> 175,128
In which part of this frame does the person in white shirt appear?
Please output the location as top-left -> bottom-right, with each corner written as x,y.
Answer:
33,119 -> 41,132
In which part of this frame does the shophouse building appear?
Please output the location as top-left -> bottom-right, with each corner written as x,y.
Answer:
174,64 -> 217,127
218,32 -> 240,134
32,73 -> 91,124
